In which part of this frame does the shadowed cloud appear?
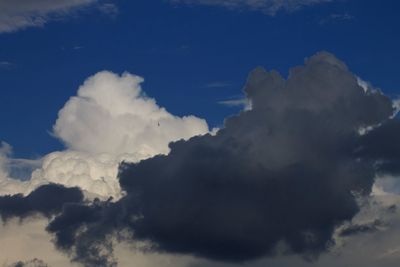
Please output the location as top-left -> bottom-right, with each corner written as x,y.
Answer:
0,184 -> 84,221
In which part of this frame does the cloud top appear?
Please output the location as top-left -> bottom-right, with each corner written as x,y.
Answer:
54,71 -> 209,157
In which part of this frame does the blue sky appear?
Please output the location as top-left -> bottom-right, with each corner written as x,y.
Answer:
1,0 -> 400,158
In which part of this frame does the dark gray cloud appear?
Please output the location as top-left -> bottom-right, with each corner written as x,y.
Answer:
45,52 -> 400,267
339,220 -> 382,237
357,120 -> 400,175
171,0 -> 335,15
0,184 -> 84,221
46,199 -> 120,267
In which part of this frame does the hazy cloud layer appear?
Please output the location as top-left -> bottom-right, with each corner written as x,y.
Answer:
171,0 -> 334,15
44,52 -> 400,267
0,0 -> 99,33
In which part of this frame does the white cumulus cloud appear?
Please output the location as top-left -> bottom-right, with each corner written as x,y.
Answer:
54,71 -> 209,156
0,71 -> 210,199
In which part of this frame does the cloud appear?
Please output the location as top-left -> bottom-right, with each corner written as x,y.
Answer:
0,61 -> 16,70
204,82 -> 232,88
0,218 -> 80,267
53,71 -> 209,156
319,13 -> 354,25
171,0 -> 335,15
0,142 -> 33,196
218,97 -> 252,109
97,3 -> 119,17
0,0 -> 99,33
0,184 -> 84,221
0,71 -> 209,199
28,151 -> 125,199
43,52 -> 400,267
7,259 -> 49,267
2,52 -> 400,267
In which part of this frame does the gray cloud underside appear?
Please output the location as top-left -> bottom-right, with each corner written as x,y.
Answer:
0,184 -> 84,221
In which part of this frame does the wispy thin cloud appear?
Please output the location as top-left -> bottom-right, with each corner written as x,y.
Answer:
0,61 -> 16,70
171,0 -> 336,16
319,13 -> 354,25
98,3 -> 119,17
219,97 -> 251,110
204,81 -> 233,88
0,0 -> 119,33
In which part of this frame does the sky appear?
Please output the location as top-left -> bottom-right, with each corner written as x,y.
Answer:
1,0 -> 400,267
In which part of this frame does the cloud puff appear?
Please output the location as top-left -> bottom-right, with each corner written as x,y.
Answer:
0,0 -> 98,33
0,71 -> 209,199
171,0 -> 334,15
53,71 -> 209,157
28,151 -> 125,199
45,52 -> 400,267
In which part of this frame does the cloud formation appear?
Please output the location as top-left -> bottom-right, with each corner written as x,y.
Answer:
54,71 -> 209,157
0,71 -> 209,199
0,0 -> 97,33
0,184 -> 84,221
1,52 -> 400,267
44,52 -> 400,267
171,0 -> 334,15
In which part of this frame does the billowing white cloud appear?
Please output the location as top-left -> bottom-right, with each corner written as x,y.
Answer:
27,151 -> 123,199
0,71 -> 209,199
0,0 -> 96,33
54,71 -> 209,156
171,0 -> 334,15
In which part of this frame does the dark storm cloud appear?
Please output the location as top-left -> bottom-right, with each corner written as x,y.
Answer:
0,184 -> 84,221
44,52 -> 400,267
46,199 -> 120,267
357,120 -> 400,175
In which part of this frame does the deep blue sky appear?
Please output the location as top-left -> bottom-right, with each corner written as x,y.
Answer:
1,0 -> 400,158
